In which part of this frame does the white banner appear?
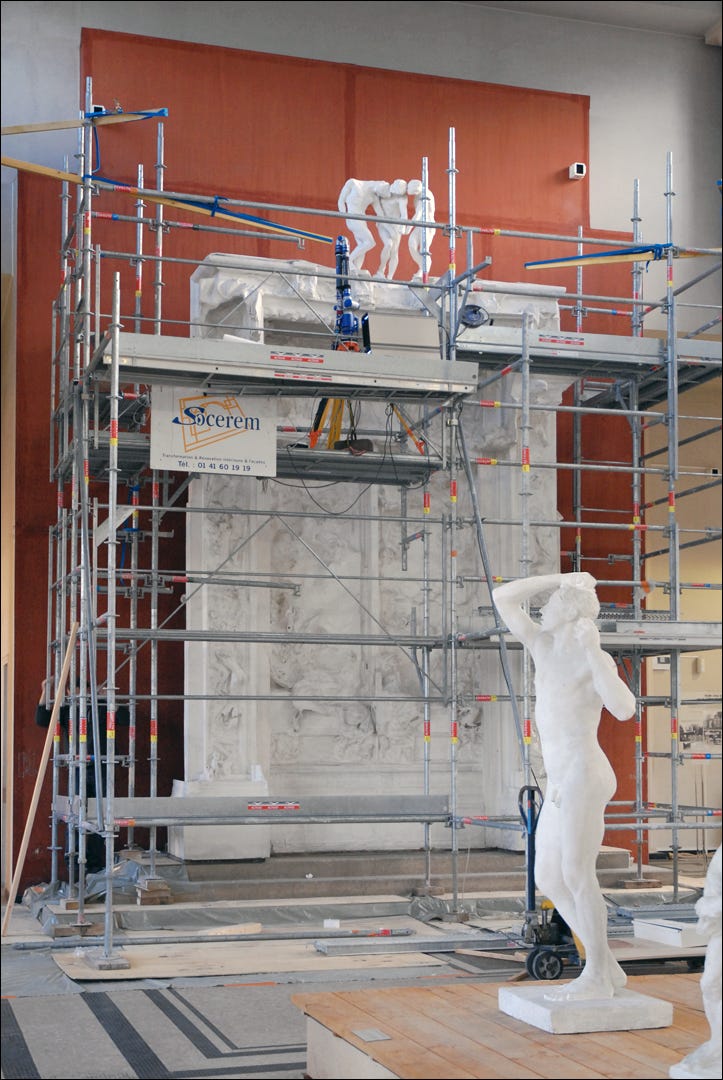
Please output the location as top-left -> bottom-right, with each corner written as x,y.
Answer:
150,385 -> 277,476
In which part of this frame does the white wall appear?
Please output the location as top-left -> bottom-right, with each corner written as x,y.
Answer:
2,1 -> 721,297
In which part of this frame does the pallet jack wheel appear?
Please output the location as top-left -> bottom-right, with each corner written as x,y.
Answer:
526,946 -> 564,981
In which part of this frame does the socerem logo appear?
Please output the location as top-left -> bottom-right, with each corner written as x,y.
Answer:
171,394 -> 261,453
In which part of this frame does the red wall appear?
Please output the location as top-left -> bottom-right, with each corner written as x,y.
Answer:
12,29 -> 639,888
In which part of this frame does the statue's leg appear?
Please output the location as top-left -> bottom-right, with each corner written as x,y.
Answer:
386,236 -> 402,279
538,790 -> 624,999
348,222 -> 376,272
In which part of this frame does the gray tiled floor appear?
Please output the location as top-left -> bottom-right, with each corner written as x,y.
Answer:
2,851 -> 710,1080
1,891 -> 527,1080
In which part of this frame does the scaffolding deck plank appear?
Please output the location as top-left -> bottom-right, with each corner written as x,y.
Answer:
56,794 -> 451,827
94,332 -> 479,401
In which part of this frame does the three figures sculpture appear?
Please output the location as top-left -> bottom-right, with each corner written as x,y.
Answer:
338,176 -> 435,279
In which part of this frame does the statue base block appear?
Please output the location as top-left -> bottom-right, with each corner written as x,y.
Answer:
498,984 -> 673,1033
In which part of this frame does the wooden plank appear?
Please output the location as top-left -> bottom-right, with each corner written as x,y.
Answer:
1,112 -> 160,135
583,1027 -> 699,1074
348,985 -> 547,1078
293,990 -> 477,1079
416,984 -> 623,1078
293,974 -> 708,1080
339,985 -> 542,1079
1,156 -> 86,185
0,156 -> 332,244
1,623 -> 78,938
524,246 -> 719,271
417,984 -> 638,1079
646,973 -> 705,1010
52,939 -> 445,981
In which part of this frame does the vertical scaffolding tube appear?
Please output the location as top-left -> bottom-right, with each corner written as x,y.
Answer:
47,533 -> 62,885
632,654 -> 646,879
446,127 -> 458,359
80,80 -> 94,376
631,180 -> 644,337
153,123 -> 165,334
446,406 -> 460,908
127,482 -> 140,849
664,152 -> 683,892
575,226 -> 584,332
630,381 -> 644,619
149,471 -> 161,872
572,382 -> 583,572
75,385 -> 95,916
519,315 -> 533,789
628,379 -> 646,876
134,166 -> 144,334
421,477 -> 433,886
65,440 -> 80,899
101,274 -> 122,957
664,153 -> 680,623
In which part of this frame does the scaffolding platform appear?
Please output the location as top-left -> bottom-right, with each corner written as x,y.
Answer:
93,331 -> 479,401
56,794 -> 452,827
457,325 -> 721,406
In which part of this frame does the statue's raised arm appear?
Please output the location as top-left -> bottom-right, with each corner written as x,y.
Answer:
493,571 -> 596,652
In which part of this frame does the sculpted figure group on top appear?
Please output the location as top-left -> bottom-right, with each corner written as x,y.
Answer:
337,176 -> 436,279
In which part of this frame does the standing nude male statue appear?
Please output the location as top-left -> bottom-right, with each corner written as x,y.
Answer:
670,843 -> 722,1079
407,178 -> 436,279
493,571 -> 636,1000
337,178 -> 391,274
375,178 -> 410,279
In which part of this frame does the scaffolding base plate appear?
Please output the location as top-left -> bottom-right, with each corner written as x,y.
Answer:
80,948 -> 132,971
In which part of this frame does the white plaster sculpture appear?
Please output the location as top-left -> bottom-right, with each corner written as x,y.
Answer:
493,571 -> 636,1000
338,178 -> 391,273
670,843 -> 722,1080
407,178 -> 436,279
376,178 -> 410,279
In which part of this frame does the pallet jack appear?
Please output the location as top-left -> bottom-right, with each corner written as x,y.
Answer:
518,784 -> 582,980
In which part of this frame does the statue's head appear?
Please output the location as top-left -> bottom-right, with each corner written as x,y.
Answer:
407,179 -> 423,196
541,579 -> 599,629
390,178 -> 407,196
559,580 -> 600,620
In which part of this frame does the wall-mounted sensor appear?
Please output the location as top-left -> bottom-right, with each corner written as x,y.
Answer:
569,162 -> 587,180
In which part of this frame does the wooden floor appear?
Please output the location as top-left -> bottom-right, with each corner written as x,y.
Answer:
292,973 -> 708,1079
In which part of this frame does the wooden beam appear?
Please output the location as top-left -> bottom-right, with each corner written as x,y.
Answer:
525,246 -> 720,271
1,155 -> 332,244
1,622 -> 78,938
1,112 -> 164,136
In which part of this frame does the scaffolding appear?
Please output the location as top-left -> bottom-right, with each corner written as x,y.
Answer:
33,94 -> 721,961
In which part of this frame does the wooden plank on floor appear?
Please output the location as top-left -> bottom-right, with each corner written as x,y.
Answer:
583,1027 -> 699,1075
51,939 -> 446,981
340,985 -> 544,1079
292,974 -> 707,1080
296,991 -> 478,1079
410,983 -> 632,1078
